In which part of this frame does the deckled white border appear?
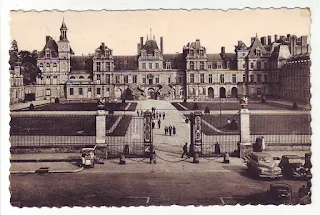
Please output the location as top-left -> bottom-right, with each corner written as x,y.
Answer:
1,0 -> 320,215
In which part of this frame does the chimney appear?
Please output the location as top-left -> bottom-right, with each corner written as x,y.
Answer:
221,46 -> 226,59
160,37 -> 163,54
137,43 -> 140,55
251,37 -> 255,44
140,37 -> 144,51
290,35 -> 297,56
260,37 -> 266,46
267,35 -> 272,45
238,40 -> 242,47
46,36 -> 50,43
274,34 -> 278,42
280,35 -> 285,41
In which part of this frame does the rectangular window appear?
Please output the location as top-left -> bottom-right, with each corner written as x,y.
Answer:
190,61 -> 195,70
209,74 -> 213,83
168,77 -> 171,84
250,75 -> 254,82
133,75 -> 137,84
115,75 -> 120,84
142,76 -> 146,84
256,50 -> 261,57
190,74 -> 194,83
257,74 -> 262,84
155,63 -> 159,69
200,62 -> 205,70
243,74 -> 246,82
232,74 -> 237,83
166,62 -> 172,70
156,76 -> 159,84
97,88 -> 101,95
264,75 -> 268,83
88,88 -> 92,92
97,74 -> 101,80
220,75 -> 224,84
124,75 -> 128,84
142,63 -> 146,69
250,62 -> 254,69
79,88 -> 83,95
106,74 -> 110,84
106,88 -> 110,92
53,76 -> 57,79
207,63 -> 212,69
96,62 -> 101,71
257,61 -> 261,70
264,62 -> 268,70
149,63 -> 152,69
45,89 -> 51,96
106,62 -> 111,71
200,74 -> 205,83
200,50 -> 204,56
70,88 -> 74,95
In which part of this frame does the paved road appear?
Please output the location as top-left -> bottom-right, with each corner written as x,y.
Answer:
10,168 -> 307,207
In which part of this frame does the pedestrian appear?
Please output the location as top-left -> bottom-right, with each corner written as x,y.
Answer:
152,121 -> 155,129
261,136 -> 266,151
189,143 -> 195,157
140,110 -> 143,116
158,119 -> 161,129
153,112 -> 156,119
181,143 -> 189,158
137,110 -> 139,116
162,112 -> 165,120
164,126 -> 168,135
156,112 -> 159,119
169,125 -> 172,136
227,118 -> 231,129
172,126 -> 176,135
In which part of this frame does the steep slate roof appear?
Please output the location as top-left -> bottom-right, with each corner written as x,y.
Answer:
70,55 -> 93,71
95,43 -> 112,57
247,36 -> 267,57
163,53 -> 184,70
207,53 -> 237,69
113,55 -> 138,70
38,36 -> 59,58
235,41 -> 248,51
142,39 -> 159,55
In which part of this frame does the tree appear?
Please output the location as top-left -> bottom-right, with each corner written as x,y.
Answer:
20,62 -> 41,85
204,106 -> 210,114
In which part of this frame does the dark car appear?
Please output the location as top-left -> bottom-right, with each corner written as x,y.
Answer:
267,183 -> 292,205
279,155 -> 311,179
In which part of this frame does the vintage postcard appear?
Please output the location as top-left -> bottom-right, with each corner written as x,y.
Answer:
8,8 -> 312,208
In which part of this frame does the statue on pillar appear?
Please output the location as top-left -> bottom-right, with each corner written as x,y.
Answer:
240,96 -> 248,108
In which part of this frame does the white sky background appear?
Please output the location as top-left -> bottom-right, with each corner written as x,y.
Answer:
10,9 -> 310,55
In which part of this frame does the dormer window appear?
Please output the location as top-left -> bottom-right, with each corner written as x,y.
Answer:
45,49 -> 51,58
165,62 -> 172,70
105,51 -> 110,58
217,62 -> 222,69
46,63 -> 50,68
141,50 -> 147,56
189,49 -> 194,56
154,50 -> 159,58
199,49 -> 204,56
207,62 -> 212,69
256,49 -> 261,57
39,63 -> 43,68
226,62 -> 230,69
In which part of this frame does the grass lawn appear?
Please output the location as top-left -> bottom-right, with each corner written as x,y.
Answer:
185,114 -> 311,135
10,116 -> 96,136
172,102 -> 297,111
15,102 -> 137,111
106,115 -> 133,136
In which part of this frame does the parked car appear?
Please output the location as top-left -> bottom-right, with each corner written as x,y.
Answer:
267,183 -> 292,205
279,155 -> 312,179
245,152 -> 282,179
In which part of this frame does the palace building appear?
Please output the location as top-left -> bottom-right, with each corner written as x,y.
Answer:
19,19 -> 310,102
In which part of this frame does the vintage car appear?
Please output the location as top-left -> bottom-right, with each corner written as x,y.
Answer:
81,146 -> 96,168
279,155 -> 312,179
245,152 -> 282,179
267,183 -> 292,205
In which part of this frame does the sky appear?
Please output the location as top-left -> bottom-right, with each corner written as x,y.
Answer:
10,9 -> 310,56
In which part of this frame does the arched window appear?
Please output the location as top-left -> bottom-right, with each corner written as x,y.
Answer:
79,76 -> 84,79
88,76 -> 92,79
220,74 -> 225,84
70,76 -> 75,79
46,63 -> 50,68
53,63 -> 57,67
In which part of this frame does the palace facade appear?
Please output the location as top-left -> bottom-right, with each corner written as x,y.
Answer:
17,19 -> 310,102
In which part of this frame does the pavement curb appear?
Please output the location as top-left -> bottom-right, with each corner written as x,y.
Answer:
10,167 -> 84,174
10,158 -> 80,163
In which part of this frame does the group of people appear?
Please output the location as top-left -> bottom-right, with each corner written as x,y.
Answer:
164,125 -> 176,136
152,119 -> 162,129
226,118 -> 239,130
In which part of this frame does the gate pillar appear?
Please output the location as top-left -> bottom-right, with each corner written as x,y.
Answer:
143,111 -> 153,156
190,112 -> 202,155
96,109 -> 106,144
239,108 -> 252,158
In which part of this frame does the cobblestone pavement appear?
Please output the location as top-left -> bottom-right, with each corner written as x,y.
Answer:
10,162 -> 80,172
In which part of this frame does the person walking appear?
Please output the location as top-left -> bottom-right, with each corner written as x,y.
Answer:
137,110 -> 139,116
261,136 -> 266,151
172,126 -> 176,135
227,118 -> 231,129
164,126 -> 168,135
158,119 -> 161,129
168,125 -> 172,136
162,112 -> 165,120
156,112 -> 159,119
181,143 -> 189,158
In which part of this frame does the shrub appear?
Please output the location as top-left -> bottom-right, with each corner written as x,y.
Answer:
183,98 -> 187,103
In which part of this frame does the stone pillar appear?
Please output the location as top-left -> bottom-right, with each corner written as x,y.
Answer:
239,108 -> 252,158
96,109 -> 106,144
